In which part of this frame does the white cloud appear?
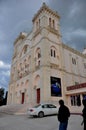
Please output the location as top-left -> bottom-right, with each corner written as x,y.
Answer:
63,28 -> 86,42
0,85 -> 4,89
0,77 -> 6,85
1,70 -> 10,76
71,29 -> 86,37
69,2 -> 79,17
0,60 -> 11,69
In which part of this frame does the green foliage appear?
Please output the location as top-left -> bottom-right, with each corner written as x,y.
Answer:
0,88 -> 4,98
0,88 -> 5,106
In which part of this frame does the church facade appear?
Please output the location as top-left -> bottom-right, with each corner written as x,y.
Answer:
7,3 -> 86,113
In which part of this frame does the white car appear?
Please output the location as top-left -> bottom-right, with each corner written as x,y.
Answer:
27,103 -> 59,118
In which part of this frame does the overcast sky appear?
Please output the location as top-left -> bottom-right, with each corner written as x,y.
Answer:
0,0 -> 86,91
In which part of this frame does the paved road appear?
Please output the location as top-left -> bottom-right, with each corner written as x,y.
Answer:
0,113 -> 83,130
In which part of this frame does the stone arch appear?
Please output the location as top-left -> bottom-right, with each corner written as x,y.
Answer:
24,80 -> 29,103
25,80 -> 29,88
34,75 -> 40,88
35,48 -> 41,67
35,47 -> 41,59
19,44 -> 29,57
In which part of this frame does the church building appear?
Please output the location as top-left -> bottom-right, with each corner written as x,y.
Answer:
7,3 -> 86,113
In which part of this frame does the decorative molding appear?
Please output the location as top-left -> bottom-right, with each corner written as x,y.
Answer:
32,3 -> 60,22
50,63 -> 59,69
62,43 -> 86,58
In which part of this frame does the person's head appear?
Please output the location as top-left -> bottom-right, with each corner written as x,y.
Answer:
59,99 -> 64,106
82,99 -> 86,107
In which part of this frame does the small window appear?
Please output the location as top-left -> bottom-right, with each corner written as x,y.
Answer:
39,19 -> 40,27
51,49 -> 53,56
84,63 -> 86,69
72,58 -> 76,65
54,50 -> 56,57
36,21 -> 38,30
75,82 -> 79,85
52,20 -> 55,29
70,95 -> 81,106
38,60 -> 40,66
49,18 -> 51,27
35,48 -> 41,59
38,52 -> 41,58
82,94 -> 86,100
23,45 -> 28,54
50,48 -> 56,58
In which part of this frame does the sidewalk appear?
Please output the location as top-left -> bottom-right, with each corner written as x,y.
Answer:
0,113 -> 83,130
68,114 -> 83,130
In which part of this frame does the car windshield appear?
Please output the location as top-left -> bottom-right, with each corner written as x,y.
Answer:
33,104 -> 41,108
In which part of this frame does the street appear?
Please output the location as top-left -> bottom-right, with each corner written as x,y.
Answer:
0,113 -> 83,130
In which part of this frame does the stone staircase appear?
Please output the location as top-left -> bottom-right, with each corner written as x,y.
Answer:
0,103 -> 30,115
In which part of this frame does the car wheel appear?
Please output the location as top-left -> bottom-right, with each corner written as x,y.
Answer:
38,111 -> 44,118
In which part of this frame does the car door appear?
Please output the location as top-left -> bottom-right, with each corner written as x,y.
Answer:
48,104 -> 58,115
42,104 -> 51,115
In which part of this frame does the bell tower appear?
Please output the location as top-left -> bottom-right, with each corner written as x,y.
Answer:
31,3 -> 62,103
32,2 -> 61,39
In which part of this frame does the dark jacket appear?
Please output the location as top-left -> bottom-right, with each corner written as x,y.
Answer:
58,105 -> 70,122
82,106 -> 86,122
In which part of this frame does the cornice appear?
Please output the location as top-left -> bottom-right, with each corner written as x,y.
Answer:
63,69 -> 86,78
62,43 -> 86,58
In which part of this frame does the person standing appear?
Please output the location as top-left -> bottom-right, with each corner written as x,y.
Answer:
58,100 -> 70,130
82,99 -> 86,130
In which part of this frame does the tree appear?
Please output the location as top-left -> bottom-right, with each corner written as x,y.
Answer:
0,88 -> 5,106
3,91 -> 8,105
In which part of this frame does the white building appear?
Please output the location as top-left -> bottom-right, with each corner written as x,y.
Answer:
7,3 -> 86,113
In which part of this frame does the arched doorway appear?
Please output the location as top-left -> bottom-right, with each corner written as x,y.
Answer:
21,92 -> 25,104
37,88 -> 40,104
34,75 -> 40,104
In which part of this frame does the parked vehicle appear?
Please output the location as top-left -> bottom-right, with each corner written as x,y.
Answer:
27,103 -> 59,118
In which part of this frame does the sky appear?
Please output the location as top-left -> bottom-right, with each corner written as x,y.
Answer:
0,0 -> 86,92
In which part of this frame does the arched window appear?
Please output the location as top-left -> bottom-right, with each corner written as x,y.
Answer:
35,48 -> 41,59
39,19 -> 40,27
36,19 -> 40,30
49,18 -> 51,27
51,49 -> 53,56
23,45 -> 28,54
52,20 -> 55,29
19,44 -> 29,57
35,48 -> 41,67
54,50 -> 56,57
36,21 -> 38,29
34,75 -> 40,87
25,80 -> 29,88
72,58 -> 76,65
49,18 -> 55,29
50,46 -> 56,58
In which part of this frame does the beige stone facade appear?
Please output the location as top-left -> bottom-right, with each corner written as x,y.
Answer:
7,3 -> 86,113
